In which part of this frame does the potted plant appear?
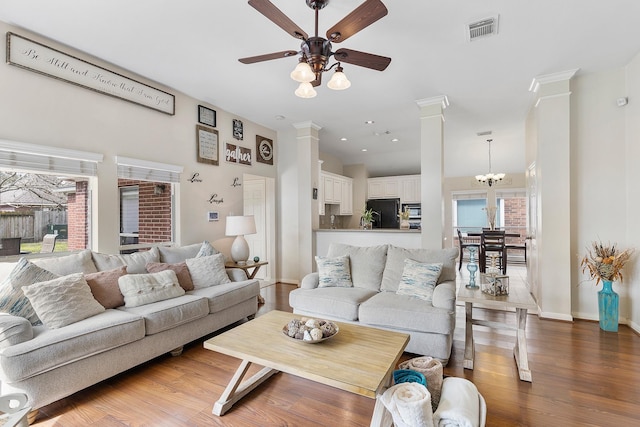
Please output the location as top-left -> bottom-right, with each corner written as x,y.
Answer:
398,207 -> 410,229
361,207 -> 374,230
580,240 -> 635,332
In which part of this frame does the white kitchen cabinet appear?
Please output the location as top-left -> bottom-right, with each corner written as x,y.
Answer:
399,175 -> 421,203
320,172 -> 353,215
367,177 -> 400,199
339,178 -> 353,215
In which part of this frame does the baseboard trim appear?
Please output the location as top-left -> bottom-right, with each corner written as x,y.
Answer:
539,311 -> 573,322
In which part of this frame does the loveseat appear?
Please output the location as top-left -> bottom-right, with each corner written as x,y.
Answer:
0,242 -> 259,417
289,243 -> 458,364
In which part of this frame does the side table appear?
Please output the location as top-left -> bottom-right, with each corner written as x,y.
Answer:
225,261 -> 268,304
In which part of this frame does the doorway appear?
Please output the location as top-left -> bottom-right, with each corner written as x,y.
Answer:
243,173 -> 275,283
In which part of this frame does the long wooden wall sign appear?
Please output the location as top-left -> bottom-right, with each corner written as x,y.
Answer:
6,32 -> 175,115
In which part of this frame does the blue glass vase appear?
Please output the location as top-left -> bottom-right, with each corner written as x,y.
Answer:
598,280 -> 619,332
466,246 -> 479,289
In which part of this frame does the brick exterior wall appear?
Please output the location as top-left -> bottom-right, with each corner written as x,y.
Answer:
67,181 -> 88,250
503,197 -> 527,244
118,179 -> 172,244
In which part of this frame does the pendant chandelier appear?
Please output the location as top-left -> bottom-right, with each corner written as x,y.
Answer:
475,139 -> 505,187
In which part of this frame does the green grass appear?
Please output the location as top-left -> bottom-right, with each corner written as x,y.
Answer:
21,241 -> 68,253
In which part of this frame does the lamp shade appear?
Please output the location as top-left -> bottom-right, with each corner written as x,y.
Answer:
294,82 -> 317,98
225,215 -> 257,237
290,61 -> 315,83
327,69 -> 351,90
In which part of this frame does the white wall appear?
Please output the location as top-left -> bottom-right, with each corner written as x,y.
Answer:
276,128 -> 300,284
626,51 -> 640,331
0,22 -> 276,254
571,68 -> 630,322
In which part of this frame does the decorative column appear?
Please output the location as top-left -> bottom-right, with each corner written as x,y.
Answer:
528,69 -> 577,321
416,96 -> 448,249
293,121 -> 321,278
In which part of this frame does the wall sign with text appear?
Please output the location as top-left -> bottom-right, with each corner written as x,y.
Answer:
225,143 -> 251,166
6,32 -> 175,115
256,135 -> 274,165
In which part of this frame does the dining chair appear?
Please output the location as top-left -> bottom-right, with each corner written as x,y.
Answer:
480,230 -> 507,274
457,229 -> 481,271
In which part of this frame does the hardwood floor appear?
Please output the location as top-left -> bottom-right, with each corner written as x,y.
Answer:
34,283 -> 640,426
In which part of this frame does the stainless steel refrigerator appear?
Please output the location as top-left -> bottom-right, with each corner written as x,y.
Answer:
365,198 -> 400,229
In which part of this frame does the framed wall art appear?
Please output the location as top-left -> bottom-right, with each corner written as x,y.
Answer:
225,143 -> 252,166
198,105 -> 216,127
6,32 -> 175,115
196,125 -> 219,165
232,119 -> 244,140
256,135 -> 274,165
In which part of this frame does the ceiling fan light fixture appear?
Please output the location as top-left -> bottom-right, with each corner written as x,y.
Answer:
290,60 -> 316,83
295,82 -> 317,98
327,66 -> 351,90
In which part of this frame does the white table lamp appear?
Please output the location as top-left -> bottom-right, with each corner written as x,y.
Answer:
225,215 -> 257,264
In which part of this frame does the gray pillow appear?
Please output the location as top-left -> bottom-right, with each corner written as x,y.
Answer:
92,247 -> 160,274
185,253 -> 230,289
381,246 -> 458,292
31,249 -> 98,275
326,243 -> 388,290
0,258 -> 59,325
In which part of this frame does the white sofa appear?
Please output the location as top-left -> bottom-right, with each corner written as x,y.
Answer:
289,243 -> 458,364
0,242 -> 259,415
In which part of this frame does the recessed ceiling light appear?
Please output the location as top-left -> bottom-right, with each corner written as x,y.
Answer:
391,138 -> 399,142
361,148 -> 368,152
340,137 -> 348,141
365,120 -> 375,125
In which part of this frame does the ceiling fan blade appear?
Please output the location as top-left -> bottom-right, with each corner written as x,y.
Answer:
239,50 -> 298,64
333,48 -> 391,71
326,0 -> 388,43
248,0 -> 308,40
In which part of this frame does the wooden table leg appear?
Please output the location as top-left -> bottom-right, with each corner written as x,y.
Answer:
463,302 -> 475,370
513,308 -> 532,382
370,372 -> 394,427
212,359 -> 279,416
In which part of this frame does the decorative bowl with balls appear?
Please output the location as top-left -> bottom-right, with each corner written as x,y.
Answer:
282,317 -> 339,343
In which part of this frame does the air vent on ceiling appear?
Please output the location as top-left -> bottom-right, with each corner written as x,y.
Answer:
467,15 -> 499,41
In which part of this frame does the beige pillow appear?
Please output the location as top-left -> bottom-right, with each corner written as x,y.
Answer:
31,249 -> 98,275
146,261 -> 194,291
22,273 -> 105,329
92,247 -> 160,274
158,243 -> 202,263
185,253 -> 230,289
84,266 -> 127,308
118,270 -> 185,308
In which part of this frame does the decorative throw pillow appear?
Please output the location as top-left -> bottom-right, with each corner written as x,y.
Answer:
31,249 -> 98,276
315,255 -> 353,288
185,253 -> 230,289
196,240 -> 219,258
158,243 -> 202,263
382,246 -> 458,292
0,258 -> 59,325
146,261 -> 194,291
84,266 -> 127,308
92,247 -> 160,274
396,259 -> 443,302
327,243 -> 387,290
22,273 -> 105,329
118,270 -> 185,308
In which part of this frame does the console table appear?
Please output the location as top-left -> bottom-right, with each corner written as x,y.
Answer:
457,282 -> 537,382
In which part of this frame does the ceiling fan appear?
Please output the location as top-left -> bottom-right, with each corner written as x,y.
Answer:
239,0 -> 392,98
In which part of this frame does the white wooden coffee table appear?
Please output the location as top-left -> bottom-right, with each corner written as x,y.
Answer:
457,282 -> 538,382
204,310 -> 409,426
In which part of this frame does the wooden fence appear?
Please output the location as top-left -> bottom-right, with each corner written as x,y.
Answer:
0,210 -> 67,242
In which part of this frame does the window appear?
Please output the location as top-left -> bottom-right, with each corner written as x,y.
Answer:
0,140 -> 102,255
116,156 -> 182,254
452,192 -> 488,233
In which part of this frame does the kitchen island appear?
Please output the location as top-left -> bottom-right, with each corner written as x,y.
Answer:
315,228 -> 421,256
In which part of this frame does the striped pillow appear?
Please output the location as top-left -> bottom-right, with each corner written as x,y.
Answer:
0,258 -> 59,325
315,255 -> 353,288
396,259 -> 443,302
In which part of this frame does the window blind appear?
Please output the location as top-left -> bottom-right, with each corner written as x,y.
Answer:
0,139 -> 102,176
116,156 -> 183,183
